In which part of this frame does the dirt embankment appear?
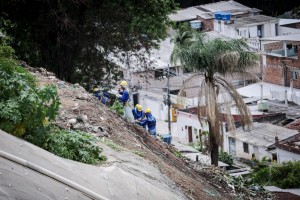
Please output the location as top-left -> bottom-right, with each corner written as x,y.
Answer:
29,66 -> 267,200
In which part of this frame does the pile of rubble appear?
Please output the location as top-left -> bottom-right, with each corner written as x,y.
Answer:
26,66 -> 273,200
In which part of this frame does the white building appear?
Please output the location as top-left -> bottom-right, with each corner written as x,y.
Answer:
224,122 -> 298,160
175,107 -> 209,144
214,15 -> 279,50
275,135 -> 300,163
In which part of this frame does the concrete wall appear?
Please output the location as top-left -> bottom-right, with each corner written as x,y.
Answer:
277,148 -> 300,163
279,26 -> 300,36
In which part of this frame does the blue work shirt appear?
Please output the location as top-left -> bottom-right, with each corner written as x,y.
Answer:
132,108 -> 145,120
138,113 -> 156,131
95,91 -> 110,105
118,90 -> 129,106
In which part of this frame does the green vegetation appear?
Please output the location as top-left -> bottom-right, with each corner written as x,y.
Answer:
0,45 -> 59,141
0,43 -> 104,164
1,0 -> 177,87
173,150 -> 183,158
44,129 -> 105,164
251,161 -> 300,189
218,151 -> 234,166
110,101 -> 124,116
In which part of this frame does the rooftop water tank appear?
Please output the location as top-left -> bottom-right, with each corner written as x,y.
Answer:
257,100 -> 269,112
221,12 -> 231,21
190,20 -> 202,29
214,12 -> 222,20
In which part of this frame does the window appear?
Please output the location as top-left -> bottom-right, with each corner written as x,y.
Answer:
292,71 -> 298,80
243,142 -> 249,153
154,69 -> 164,79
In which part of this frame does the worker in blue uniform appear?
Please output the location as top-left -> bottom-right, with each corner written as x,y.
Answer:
138,108 -> 156,137
132,104 -> 145,121
117,81 -> 133,122
93,87 -> 110,105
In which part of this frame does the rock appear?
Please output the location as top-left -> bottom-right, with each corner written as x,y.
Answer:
68,118 -> 77,125
77,114 -> 88,124
72,123 -> 85,130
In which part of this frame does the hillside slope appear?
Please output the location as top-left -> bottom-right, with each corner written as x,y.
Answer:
32,67 -> 231,200
0,65 -> 272,200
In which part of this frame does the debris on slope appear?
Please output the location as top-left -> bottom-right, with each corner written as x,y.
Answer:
26,65 -> 273,200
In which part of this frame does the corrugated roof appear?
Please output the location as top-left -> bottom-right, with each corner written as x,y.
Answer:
168,7 -> 205,22
232,15 -> 279,28
279,19 -> 300,26
228,122 -> 298,147
197,0 -> 252,12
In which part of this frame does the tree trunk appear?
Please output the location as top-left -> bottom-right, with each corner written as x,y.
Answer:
209,123 -> 219,166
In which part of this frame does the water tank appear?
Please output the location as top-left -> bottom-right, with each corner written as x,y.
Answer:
257,100 -> 269,111
214,12 -> 222,20
190,20 -> 202,29
221,12 -> 231,21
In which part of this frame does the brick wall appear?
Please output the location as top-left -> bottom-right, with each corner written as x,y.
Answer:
263,56 -> 284,85
263,50 -> 300,88
264,41 -> 300,51
197,17 -> 214,31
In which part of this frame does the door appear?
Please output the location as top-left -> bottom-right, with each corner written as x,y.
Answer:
253,146 -> 259,160
188,126 -> 193,143
228,137 -> 236,156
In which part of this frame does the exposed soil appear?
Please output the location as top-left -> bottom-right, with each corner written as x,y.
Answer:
28,66 -> 270,200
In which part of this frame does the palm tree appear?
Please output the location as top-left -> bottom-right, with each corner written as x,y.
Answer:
171,31 -> 259,166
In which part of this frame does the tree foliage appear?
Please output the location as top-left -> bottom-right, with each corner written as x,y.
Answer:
171,31 -> 259,165
0,44 -> 59,140
1,0 -> 177,87
251,161 -> 300,189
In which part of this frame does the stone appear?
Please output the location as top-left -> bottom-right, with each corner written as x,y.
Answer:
68,118 -> 77,125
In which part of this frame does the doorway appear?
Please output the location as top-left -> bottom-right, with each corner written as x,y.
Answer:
228,137 -> 236,156
188,126 -> 193,143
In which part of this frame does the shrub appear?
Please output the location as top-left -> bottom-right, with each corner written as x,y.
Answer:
110,101 -> 124,116
219,151 -> 234,166
251,161 -> 300,189
43,129 -> 105,164
0,45 -> 59,141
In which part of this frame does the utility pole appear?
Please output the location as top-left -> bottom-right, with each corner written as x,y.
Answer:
167,64 -> 171,135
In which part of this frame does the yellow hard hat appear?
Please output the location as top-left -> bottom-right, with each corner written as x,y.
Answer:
93,87 -> 99,92
145,108 -> 151,113
120,81 -> 127,87
135,104 -> 142,111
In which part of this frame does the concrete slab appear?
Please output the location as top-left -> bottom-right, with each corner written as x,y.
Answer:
0,130 -> 187,200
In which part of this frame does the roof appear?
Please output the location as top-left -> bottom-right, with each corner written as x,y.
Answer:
264,186 -> 300,198
232,15 -> 279,28
196,0 -> 252,13
279,19 -> 300,26
168,7 -> 205,22
228,122 -> 298,147
260,33 -> 300,42
237,81 -> 300,99
275,134 -> 300,154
